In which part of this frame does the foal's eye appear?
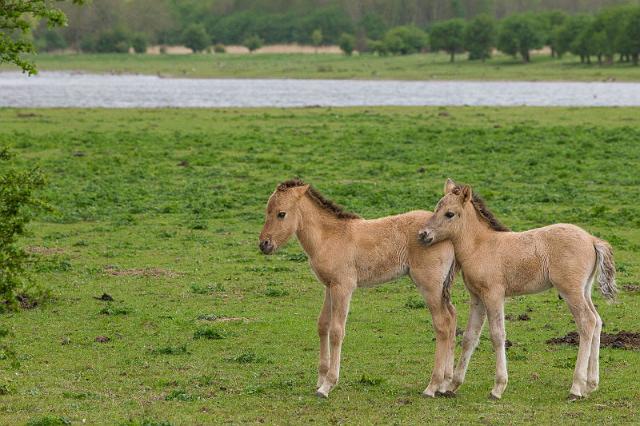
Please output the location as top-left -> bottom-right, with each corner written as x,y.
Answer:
277,211 -> 286,219
445,211 -> 455,219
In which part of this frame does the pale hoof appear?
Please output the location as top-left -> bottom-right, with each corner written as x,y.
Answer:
422,390 -> 436,398
489,392 -> 501,400
316,390 -> 328,399
436,390 -> 456,398
567,393 -> 583,402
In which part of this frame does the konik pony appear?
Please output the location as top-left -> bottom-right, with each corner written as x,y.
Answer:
259,179 -> 457,398
419,179 -> 616,400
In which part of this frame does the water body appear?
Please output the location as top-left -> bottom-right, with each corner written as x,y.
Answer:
1,71 -> 640,108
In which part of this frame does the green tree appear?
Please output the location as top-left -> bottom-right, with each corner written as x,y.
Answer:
623,7 -> 640,65
553,14 -> 591,59
464,14 -> 496,61
338,33 -> 355,55
497,13 -> 544,62
182,24 -> 209,53
1,0 -> 83,74
430,19 -> 466,62
0,148 -> 47,310
311,28 -> 322,53
243,34 -> 263,53
537,10 -> 568,58
570,17 -> 596,64
382,26 -> 428,55
358,13 -> 387,40
39,29 -> 68,52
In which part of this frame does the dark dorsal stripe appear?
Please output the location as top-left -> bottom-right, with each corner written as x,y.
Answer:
277,179 -> 361,220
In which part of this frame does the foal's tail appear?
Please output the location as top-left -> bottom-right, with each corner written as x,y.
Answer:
442,259 -> 457,303
594,239 -> 617,301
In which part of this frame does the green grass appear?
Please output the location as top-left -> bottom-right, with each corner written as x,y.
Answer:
0,107 -> 639,424
4,52 -> 640,81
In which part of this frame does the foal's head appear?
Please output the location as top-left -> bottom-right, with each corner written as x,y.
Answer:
419,179 -> 473,246
419,179 -> 509,246
258,180 -> 310,254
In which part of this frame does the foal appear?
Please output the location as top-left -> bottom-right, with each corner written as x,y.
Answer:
259,179 -> 457,398
419,179 -> 616,400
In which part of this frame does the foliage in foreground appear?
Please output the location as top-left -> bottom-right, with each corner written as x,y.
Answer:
0,148 -> 46,310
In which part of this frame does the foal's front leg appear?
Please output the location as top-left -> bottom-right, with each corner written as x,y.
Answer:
316,288 -> 332,389
485,297 -> 508,400
316,282 -> 355,398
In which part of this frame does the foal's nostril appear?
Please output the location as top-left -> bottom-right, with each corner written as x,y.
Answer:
259,239 -> 273,254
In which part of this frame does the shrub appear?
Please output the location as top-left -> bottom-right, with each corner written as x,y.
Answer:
243,34 -> 263,53
338,33 -> 355,55
382,26 -> 428,55
131,33 -> 147,54
311,29 -> 323,51
0,148 -> 47,311
213,43 -> 226,53
40,30 -> 67,52
182,24 -> 210,53
94,29 -> 130,53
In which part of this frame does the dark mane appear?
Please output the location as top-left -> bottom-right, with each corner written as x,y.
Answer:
277,179 -> 361,220
453,185 -> 511,232
468,190 -> 510,232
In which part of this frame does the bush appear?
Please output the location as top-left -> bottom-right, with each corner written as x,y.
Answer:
131,33 -> 147,54
311,29 -> 323,50
94,29 -> 130,53
430,19 -> 466,62
382,26 -> 428,55
338,33 -> 355,55
213,43 -> 226,53
182,24 -> 210,53
40,30 -> 67,52
0,148 -> 46,311
243,34 -> 263,53
465,14 -> 496,61
497,13 -> 544,62
624,8 -> 640,65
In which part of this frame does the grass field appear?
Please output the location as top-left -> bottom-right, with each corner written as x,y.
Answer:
3,52 -> 640,81
0,107 -> 639,424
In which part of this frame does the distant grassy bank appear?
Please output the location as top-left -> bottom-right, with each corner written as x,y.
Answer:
3,52 -> 640,81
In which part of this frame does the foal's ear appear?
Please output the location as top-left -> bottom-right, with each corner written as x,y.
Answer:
290,184 -> 310,198
444,178 -> 457,195
460,185 -> 472,204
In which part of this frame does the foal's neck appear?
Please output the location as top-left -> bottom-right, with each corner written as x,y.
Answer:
451,211 -> 495,266
295,196 -> 349,259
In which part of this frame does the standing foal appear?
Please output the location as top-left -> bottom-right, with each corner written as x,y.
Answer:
259,179 -> 457,398
419,179 -> 616,400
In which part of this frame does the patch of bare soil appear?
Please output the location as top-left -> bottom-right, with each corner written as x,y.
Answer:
94,293 -> 114,301
16,294 -> 38,309
622,284 -> 640,293
547,331 -> 640,349
104,266 -> 180,278
26,246 -> 64,255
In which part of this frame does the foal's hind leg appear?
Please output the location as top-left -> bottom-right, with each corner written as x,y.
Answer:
561,289 -> 597,399
411,270 -> 456,397
584,275 -> 602,395
316,288 -> 332,389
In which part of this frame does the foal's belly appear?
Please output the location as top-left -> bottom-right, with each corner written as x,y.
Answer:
356,264 -> 409,287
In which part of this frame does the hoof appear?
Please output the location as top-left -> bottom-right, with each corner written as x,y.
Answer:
421,391 -> 436,398
567,393 -> 583,402
436,390 -> 456,398
488,392 -> 500,400
316,390 -> 328,399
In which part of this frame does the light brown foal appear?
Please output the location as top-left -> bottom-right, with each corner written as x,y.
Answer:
259,179 -> 457,398
419,179 -> 617,400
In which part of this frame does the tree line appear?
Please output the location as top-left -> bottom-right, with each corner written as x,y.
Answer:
32,1 -> 640,65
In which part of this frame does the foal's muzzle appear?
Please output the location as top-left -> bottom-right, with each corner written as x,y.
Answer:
259,239 -> 275,254
418,230 -> 434,245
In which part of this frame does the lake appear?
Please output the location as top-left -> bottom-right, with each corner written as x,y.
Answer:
2,72 -> 640,107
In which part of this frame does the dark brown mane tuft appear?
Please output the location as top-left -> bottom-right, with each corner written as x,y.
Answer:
468,190 -> 510,232
277,179 -> 361,220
